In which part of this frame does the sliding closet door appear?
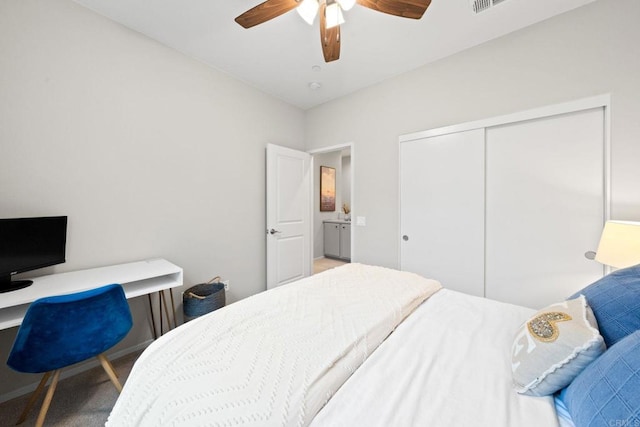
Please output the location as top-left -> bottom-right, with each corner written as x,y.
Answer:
400,129 -> 485,296
485,108 -> 604,309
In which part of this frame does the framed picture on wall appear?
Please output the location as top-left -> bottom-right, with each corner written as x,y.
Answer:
320,166 -> 336,212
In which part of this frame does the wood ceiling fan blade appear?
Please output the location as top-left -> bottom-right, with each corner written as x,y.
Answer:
235,0 -> 300,29
356,0 -> 432,19
319,3 -> 341,63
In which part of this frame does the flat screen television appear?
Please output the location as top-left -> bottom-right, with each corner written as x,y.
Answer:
0,216 -> 68,293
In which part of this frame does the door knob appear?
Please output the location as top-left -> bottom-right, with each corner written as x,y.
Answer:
268,228 -> 282,235
402,235 -> 409,241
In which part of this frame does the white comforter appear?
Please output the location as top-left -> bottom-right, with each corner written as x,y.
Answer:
107,264 -> 441,426
311,289 -> 560,427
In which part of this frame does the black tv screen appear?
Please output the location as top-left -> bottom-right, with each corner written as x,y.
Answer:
0,216 -> 68,293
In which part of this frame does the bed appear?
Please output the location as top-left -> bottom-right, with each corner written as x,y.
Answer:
106,263 -> 640,427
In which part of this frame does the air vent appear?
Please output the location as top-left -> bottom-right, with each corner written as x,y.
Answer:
470,0 -> 507,13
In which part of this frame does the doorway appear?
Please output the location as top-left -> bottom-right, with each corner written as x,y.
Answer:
309,143 -> 354,275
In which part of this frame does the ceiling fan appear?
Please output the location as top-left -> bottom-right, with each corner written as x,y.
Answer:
235,0 -> 432,62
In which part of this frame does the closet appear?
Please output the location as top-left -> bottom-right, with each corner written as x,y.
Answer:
400,100 -> 607,309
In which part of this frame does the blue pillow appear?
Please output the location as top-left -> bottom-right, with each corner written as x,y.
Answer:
569,264 -> 640,347
563,330 -> 640,427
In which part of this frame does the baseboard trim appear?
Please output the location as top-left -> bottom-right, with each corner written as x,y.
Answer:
0,340 -> 153,404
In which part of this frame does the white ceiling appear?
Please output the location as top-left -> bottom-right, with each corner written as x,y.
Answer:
73,0 -> 595,110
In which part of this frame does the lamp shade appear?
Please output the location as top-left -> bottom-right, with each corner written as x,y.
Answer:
325,2 -> 345,28
337,0 -> 356,10
594,220 -> 640,268
297,0 -> 319,25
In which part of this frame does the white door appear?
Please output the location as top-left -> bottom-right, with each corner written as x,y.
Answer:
266,143 -> 311,289
400,103 -> 606,308
400,129 -> 485,296
485,108 -> 605,308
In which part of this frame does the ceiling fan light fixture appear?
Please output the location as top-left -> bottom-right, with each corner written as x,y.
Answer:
235,0 -> 433,62
336,0 -> 355,11
297,0 -> 319,25
325,2 -> 345,29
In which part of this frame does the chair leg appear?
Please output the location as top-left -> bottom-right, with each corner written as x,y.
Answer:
104,356 -> 119,378
35,369 -> 60,427
16,371 -> 52,425
97,353 -> 123,392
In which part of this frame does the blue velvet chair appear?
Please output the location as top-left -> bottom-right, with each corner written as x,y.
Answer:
6,283 -> 133,427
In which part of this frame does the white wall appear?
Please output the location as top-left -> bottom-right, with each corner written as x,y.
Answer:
0,0 -> 304,399
305,0 -> 640,269
342,155 -> 351,209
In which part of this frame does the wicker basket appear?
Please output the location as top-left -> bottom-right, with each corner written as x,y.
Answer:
183,276 -> 225,322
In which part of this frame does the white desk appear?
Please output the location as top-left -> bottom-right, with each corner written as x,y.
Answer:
0,259 -> 183,333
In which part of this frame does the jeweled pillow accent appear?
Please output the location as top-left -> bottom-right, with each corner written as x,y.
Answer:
563,329 -> 640,427
569,263 -> 640,347
527,312 -> 572,342
511,296 -> 605,396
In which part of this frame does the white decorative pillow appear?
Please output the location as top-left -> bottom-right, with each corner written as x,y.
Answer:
511,295 -> 605,396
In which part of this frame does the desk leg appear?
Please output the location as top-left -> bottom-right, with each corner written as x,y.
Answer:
161,289 -> 177,330
159,291 -> 163,335
170,289 -> 176,328
149,290 -> 178,338
148,294 -> 158,340
162,290 -> 173,330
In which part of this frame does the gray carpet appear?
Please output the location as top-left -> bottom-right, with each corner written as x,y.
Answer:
0,351 -> 141,427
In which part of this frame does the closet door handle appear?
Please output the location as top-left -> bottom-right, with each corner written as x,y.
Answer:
402,235 -> 409,241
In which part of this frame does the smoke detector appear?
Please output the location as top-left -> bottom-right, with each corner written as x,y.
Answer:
470,0 -> 507,13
